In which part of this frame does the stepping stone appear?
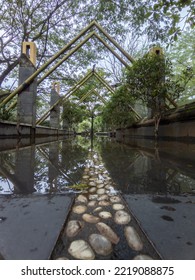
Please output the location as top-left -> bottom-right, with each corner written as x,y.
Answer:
112,203 -> 125,210
134,254 -> 153,260
110,196 -> 121,203
124,226 -> 143,251
93,207 -> 102,213
66,220 -> 84,237
99,211 -> 112,219
114,210 -> 131,224
97,194 -> 109,201
72,205 -> 87,214
96,222 -> 119,244
68,240 -> 95,260
56,256 -> 69,260
76,195 -> 88,204
89,187 -> 97,193
89,194 -> 98,200
82,214 -> 100,223
96,180 -> 103,184
99,201 -> 110,206
88,200 -> 98,207
89,234 -> 112,256
97,189 -> 106,195
89,182 -> 96,187
97,184 -> 104,189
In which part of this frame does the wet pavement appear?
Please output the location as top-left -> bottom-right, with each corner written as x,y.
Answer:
0,194 -> 73,259
124,194 -> 195,260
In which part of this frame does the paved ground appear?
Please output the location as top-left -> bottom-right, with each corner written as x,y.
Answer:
0,194 -> 74,259
124,194 -> 195,260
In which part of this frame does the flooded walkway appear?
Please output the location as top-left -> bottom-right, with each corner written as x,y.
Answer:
52,150 -> 160,260
0,137 -> 195,259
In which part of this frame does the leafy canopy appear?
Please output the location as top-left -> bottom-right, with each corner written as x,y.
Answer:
102,85 -> 136,130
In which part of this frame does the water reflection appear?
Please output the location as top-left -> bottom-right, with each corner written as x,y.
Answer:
0,139 -> 88,195
99,140 -> 195,195
1,137 -> 195,196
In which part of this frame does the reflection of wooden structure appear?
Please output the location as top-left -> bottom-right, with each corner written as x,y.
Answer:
0,146 -> 36,193
37,146 -> 76,186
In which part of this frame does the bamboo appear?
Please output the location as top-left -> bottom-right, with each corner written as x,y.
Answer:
37,32 -> 95,85
165,94 -> 178,108
36,71 -> 93,125
7,100 -> 17,111
0,20 -> 135,108
93,72 -> 115,94
92,90 -> 107,104
127,104 -> 142,120
0,21 -> 96,108
76,88 -> 107,105
77,90 -> 94,105
94,21 -> 135,63
93,33 -> 130,68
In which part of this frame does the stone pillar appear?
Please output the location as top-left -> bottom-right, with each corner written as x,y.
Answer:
17,42 -> 37,128
50,82 -> 60,128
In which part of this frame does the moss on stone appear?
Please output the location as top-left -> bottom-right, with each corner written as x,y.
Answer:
70,183 -> 89,190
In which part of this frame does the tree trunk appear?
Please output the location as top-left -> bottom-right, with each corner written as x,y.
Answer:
154,114 -> 161,140
0,58 -> 20,87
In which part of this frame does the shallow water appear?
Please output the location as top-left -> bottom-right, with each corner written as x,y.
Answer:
0,136 -> 195,259
0,138 -> 88,195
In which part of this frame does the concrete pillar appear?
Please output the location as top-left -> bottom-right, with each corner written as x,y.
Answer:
15,146 -> 36,194
148,46 -> 165,118
17,42 -> 37,128
62,102 -> 70,131
50,82 -> 60,128
62,117 -> 70,131
48,142 -> 59,191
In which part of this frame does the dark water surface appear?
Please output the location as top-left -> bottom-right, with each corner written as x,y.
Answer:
0,136 -> 195,259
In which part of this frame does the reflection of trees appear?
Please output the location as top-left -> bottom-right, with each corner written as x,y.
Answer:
33,139 -> 88,193
99,141 -> 141,193
0,139 -> 89,195
100,141 -> 195,195
0,146 -> 37,194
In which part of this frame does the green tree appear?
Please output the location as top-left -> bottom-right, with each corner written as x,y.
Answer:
130,0 -> 195,42
125,52 -> 192,138
167,29 -> 195,105
61,100 -> 85,131
2,0 -> 194,89
102,85 -> 136,130
0,0 -> 136,88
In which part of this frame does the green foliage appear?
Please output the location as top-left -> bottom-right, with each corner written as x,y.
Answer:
70,183 -> 89,190
123,52 -> 193,138
102,85 -> 136,130
78,119 -> 91,133
0,108 -> 14,121
130,0 -> 195,42
61,100 -> 85,129
125,53 -> 189,115
167,29 -> 195,105
0,0 -> 133,88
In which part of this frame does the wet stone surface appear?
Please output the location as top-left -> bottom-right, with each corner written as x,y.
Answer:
51,151 -> 161,260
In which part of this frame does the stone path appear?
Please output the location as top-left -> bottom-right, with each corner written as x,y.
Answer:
52,150 -> 161,260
